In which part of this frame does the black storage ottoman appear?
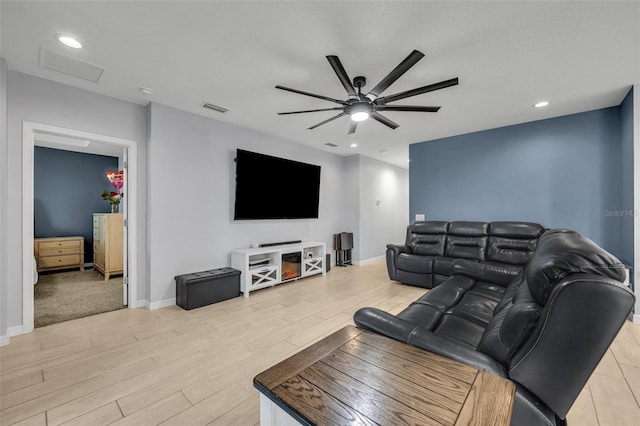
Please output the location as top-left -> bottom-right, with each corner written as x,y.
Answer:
175,267 -> 241,310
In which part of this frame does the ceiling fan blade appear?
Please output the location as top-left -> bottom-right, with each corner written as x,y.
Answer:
308,112 -> 347,130
370,112 -> 399,130
326,56 -> 357,99
278,107 -> 344,115
377,77 -> 459,104
376,105 -> 441,112
366,50 -> 425,100
348,120 -> 358,135
276,85 -> 346,105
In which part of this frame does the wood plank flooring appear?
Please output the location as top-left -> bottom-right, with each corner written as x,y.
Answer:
1,259 -> 638,425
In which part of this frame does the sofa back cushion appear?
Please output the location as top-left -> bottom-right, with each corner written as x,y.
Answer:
445,222 -> 489,260
525,229 -> 626,304
487,222 -> 545,266
409,221 -> 449,256
477,272 -> 542,364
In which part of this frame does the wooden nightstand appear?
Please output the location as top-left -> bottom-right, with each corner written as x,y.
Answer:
34,236 -> 85,272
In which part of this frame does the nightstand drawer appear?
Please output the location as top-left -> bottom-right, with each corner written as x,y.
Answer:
38,254 -> 82,269
39,246 -> 80,256
38,239 -> 81,251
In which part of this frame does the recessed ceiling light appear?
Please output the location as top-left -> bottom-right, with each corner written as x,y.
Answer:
350,143 -> 358,148
534,101 -> 550,108
379,149 -> 388,154
56,34 -> 82,49
139,87 -> 154,96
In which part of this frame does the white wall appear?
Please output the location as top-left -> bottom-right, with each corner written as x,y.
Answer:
357,155 -> 409,261
1,58 -> 8,342
343,155 -> 361,260
146,102 -> 359,305
1,70 -> 411,334
4,71 -> 148,330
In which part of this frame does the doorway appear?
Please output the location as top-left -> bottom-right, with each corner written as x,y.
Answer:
22,122 -> 139,334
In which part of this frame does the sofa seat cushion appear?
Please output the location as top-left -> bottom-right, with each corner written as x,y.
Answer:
395,274 -> 506,348
396,253 -> 433,274
432,314 -> 486,348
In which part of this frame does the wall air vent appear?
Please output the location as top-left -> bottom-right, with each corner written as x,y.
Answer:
324,143 -> 339,148
202,102 -> 228,113
39,47 -> 104,83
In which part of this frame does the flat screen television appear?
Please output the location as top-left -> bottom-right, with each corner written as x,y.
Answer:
233,149 -> 321,220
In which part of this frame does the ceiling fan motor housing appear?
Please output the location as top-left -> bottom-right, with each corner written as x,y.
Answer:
346,101 -> 374,115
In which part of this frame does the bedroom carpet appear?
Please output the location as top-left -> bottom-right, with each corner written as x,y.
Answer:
34,269 -> 124,328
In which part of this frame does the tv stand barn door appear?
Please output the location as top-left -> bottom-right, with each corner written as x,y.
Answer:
231,242 -> 326,297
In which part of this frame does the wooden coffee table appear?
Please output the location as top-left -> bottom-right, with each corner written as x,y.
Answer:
254,325 -> 515,426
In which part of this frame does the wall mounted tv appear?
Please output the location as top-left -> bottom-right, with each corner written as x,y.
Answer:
233,149 -> 321,220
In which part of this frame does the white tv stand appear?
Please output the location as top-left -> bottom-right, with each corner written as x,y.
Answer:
231,241 -> 326,298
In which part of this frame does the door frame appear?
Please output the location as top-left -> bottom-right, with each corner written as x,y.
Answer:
22,121 -> 139,333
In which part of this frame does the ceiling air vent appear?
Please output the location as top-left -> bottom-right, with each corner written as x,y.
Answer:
39,46 -> 104,83
324,143 -> 338,148
202,102 -> 228,113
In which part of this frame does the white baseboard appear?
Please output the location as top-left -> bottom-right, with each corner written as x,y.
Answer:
1,325 -> 25,345
129,299 -> 147,309
149,298 -> 176,311
354,255 -> 385,266
633,314 -> 640,324
8,325 -> 23,337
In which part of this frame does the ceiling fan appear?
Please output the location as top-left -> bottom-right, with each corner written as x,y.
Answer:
276,50 -> 459,135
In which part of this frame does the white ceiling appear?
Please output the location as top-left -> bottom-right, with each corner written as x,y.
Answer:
2,1 -> 639,168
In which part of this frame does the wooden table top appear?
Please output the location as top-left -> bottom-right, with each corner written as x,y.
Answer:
254,325 -> 515,426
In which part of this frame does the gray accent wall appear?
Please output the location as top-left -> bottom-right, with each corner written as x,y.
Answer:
410,106 -> 626,263
34,147 -> 118,263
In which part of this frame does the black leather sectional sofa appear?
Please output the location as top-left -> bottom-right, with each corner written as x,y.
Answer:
355,227 -> 635,425
386,221 -> 546,288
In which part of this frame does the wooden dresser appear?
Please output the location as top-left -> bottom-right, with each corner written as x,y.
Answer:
93,213 -> 124,281
34,236 -> 85,272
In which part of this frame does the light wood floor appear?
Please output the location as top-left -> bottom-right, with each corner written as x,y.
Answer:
1,259 -> 638,426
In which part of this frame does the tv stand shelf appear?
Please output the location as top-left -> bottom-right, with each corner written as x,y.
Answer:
231,241 -> 326,298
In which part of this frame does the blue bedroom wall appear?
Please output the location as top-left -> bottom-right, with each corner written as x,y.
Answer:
620,88 -> 634,268
409,107 -> 624,258
34,147 -> 119,263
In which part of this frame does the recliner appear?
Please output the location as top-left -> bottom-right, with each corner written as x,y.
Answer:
355,228 -> 634,425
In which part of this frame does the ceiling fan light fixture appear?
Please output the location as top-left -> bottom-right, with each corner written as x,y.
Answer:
351,111 -> 369,122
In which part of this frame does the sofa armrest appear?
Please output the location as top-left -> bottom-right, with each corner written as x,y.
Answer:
452,259 -> 518,287
354,307 -> 507,377
354,307 -> 419,342
386,244 -> 411,280
386,244 -> 411,255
